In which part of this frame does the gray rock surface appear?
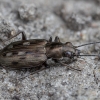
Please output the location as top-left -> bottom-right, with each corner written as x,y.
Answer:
0,0 -> 100,100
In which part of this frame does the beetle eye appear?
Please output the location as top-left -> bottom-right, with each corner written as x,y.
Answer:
65,51 -> 72,58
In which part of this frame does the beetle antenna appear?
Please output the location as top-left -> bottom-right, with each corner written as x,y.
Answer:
74,54 -> 99,56
76,42 -> 100,48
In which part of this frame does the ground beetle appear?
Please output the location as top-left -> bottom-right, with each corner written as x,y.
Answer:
0,31 -> 100,72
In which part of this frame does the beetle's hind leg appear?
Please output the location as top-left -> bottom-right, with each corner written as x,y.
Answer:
18,62 -> 50,80
4,30 -> 27,42
29,62 -> 50,74
18,31 -> 26,40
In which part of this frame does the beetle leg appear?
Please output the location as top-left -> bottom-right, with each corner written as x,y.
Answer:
54,36 -> 60,42
0,38 -> 6,46
43,61 -> 50,68
61,58 -> 77,64
49,36 -> 52,42
17,67 -> 44,80
69,58 -> 77,64
18,64 -> 50,80
4,31 -> 27,42
52,59 -> 59,63
59,62 -> 81,71
53,58 -> 81,71
18,61 -> 50,80
10,31 -> 27,40
67,65 -> 82,71
18,31 -> 27,40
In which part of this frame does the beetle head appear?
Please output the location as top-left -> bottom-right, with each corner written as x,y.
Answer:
62,42 -> 80,59
62,41 -> 100,59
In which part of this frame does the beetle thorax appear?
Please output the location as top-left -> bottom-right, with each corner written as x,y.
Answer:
46,43 -> 63,59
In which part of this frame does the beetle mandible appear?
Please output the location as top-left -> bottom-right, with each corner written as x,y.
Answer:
0,31 -> 99,71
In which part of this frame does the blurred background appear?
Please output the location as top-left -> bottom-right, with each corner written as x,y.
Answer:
0,0 -> 100,45
0,0 -> 100,100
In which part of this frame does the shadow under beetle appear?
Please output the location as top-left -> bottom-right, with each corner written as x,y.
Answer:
0,31 -> 100,72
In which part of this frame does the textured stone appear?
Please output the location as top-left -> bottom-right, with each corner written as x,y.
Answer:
0,0 -> 100,100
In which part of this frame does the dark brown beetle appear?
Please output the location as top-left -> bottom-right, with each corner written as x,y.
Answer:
0,31 -> 100,71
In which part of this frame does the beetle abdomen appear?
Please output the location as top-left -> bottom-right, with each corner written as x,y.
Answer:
0,39 -> 47,69
0,52 -> 47,69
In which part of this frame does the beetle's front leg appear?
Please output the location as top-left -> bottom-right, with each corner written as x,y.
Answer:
67,58 -> 77,64
62,58 -> 81,71
53,58 -> 81,71
52,59 -> 59,63
53,58 -> 75,64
